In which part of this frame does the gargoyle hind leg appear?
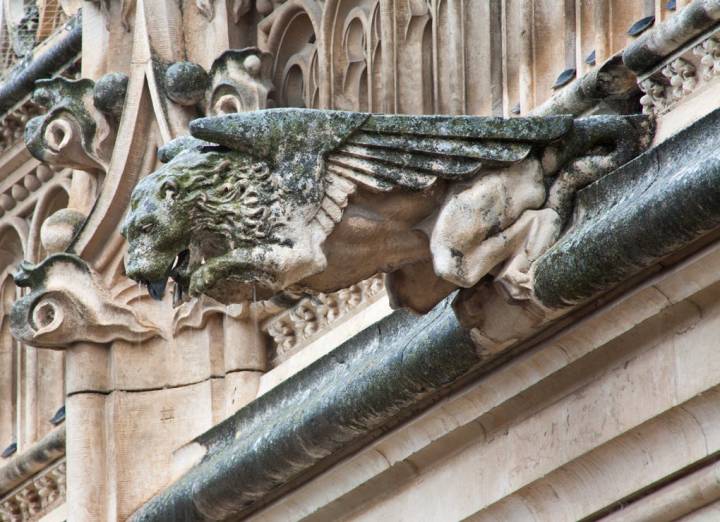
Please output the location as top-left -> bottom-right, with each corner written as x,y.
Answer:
543,115 -> 653,222
430,159 -> 547,288
494,208 -> 562,301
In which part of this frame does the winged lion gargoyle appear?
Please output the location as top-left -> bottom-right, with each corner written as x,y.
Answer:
122,109 -> 653,313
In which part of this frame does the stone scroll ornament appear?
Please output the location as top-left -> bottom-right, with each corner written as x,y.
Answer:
23,73 -> 128,172
122,109 -> 654,314
10,254 -> 162,348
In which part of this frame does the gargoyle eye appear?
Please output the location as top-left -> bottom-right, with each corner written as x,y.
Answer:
138,221 -> 155,234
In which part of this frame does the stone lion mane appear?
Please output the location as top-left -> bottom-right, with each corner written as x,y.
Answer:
163,149 -> 285,247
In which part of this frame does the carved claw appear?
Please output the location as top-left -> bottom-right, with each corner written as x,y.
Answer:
189,263 -> 219,297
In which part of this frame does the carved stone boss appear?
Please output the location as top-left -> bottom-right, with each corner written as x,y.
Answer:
123,108 -> 653,318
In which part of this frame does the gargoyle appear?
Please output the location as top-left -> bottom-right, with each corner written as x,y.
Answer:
123,108 -> 653,313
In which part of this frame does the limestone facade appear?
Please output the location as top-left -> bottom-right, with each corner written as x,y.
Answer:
2,1 -> 720,521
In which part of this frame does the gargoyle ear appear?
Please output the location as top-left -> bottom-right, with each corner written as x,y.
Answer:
160,179 -> 178,201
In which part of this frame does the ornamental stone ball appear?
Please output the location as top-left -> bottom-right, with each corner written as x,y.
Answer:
165,61 -> 210,106
123,108 -> 653,312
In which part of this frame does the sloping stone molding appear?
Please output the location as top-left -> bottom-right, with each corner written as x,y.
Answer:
130,297 -> 479,521
0,14 -> 80,115
0,426 -> 65,522
0,426 -> 64,497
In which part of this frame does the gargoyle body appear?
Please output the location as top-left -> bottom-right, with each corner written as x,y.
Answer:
123,108 -> 652,313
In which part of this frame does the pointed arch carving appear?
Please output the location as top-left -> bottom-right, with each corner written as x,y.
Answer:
259,0 -> 323,108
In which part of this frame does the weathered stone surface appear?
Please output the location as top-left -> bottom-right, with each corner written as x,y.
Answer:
534,105 -> 720,308
123,108 -> 652,315
0,425 -> 65,496
623,0 -> 720,75
206,48 -> 274,114
10,254 -> 161,348
24,70 -> 126,173
165,62 -> 209,107
92,72 -> 129,117
130,296 -> 479,521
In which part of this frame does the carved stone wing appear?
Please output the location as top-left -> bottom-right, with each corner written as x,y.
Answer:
188,109 -> 574,234
326,114 -> 574,192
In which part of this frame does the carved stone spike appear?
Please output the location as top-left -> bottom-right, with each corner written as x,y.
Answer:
9,254 -> 162,349
207,48 -> 275,114
123,109 -> 654,317
24,73 -> 127,173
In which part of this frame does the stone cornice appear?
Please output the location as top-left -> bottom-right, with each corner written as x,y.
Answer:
623,0 -> 720,75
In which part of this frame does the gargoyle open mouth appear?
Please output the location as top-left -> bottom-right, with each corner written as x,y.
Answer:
142,249 -> 191,307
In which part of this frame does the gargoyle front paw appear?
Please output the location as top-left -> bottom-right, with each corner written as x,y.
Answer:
189,264 -> 219,297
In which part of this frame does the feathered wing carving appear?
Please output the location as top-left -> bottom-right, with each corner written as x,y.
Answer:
189,109 -> 574,235
328,114 -> 572,188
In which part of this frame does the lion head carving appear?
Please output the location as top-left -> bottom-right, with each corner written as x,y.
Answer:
123,146 -> 286,305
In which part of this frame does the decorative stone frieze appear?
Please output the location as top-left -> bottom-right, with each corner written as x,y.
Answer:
265,274 -> 384,362
636,27 -> 720,116
10,253 -> 161,348
0,459 -> 65,522
695,37 -> 720,80
123,109 -> 653,324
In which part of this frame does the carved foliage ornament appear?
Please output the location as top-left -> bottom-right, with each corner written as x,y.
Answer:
10,254 -> 161,349
123,109 -> 654,314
